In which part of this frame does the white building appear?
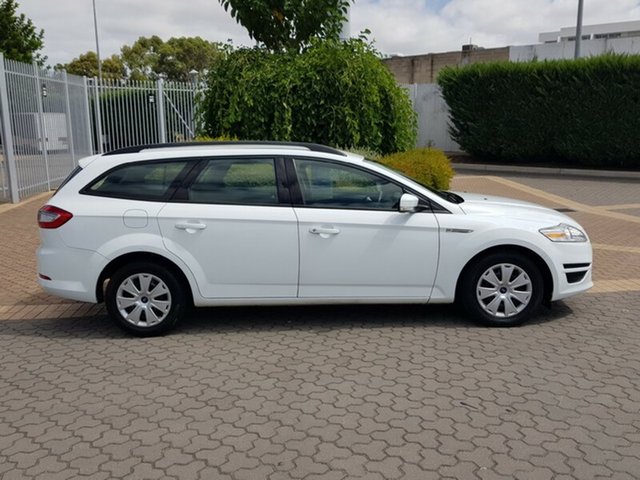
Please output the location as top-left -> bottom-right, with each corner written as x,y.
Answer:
511,20 -> 640,62
539,20 -> 640,43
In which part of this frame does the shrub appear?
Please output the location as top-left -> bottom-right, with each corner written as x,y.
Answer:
194,134 -> 239,142
438,54 -> 640,168
378,148 -> 454,190
197,39 -> 416,155
343,147 -> 381,160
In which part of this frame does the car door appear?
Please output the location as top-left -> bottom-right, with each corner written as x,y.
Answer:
157,156 -> 299,299
289,157 -> 440,299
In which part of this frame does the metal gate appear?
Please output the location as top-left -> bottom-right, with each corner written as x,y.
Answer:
87,78 -> 197,154
0,52 -> 199,203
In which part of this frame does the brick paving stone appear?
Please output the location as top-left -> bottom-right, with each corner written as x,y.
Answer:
501,174 -> 640,207
0,176 -> 639,479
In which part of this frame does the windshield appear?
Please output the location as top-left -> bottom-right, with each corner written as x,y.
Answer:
364,159 -> 464,204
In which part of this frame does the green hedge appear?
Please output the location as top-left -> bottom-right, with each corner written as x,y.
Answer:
198,40 -> 416,155
438,55 -> 640,168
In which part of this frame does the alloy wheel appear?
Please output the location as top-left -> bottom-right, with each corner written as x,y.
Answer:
116,273 -> 172,327
476,263 -> 533,318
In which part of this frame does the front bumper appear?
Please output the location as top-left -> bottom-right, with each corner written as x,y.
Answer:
548,241 -> 593,301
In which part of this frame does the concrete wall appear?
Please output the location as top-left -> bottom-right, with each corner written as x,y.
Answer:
510,37 -> 640,61
384,47 -> 509,84
404,84 -> 459,152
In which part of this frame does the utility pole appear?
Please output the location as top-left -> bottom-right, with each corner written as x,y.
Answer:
574,0 -> 584,59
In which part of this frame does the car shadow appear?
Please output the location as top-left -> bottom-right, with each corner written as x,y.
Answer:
0,301 -> 575,340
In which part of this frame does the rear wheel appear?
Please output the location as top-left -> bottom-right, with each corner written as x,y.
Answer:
105,262 -> 186,336
459,253 -> 544,327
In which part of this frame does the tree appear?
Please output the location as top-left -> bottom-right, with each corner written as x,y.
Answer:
58,51 -> 125,79
121,36 -> 222,81
219,0 -> 351,51
0,0 -> 45,64
57,36 -> 221,81
120,35 -> 164,81
157,37 -> 224,82
199,40 -> 416,154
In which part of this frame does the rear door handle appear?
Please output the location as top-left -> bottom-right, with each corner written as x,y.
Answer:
175,222 -> 207,231
310,226 -> 340,236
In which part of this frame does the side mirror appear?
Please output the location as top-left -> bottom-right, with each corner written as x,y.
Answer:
399,193 -> 420,213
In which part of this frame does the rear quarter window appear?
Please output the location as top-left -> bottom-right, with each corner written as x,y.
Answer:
56,165 -> 83,192
83,161 -> 190,201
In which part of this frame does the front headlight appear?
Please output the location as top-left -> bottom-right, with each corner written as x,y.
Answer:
539,223 -> 587,242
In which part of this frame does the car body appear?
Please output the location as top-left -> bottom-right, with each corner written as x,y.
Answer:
37,142 -> 592,335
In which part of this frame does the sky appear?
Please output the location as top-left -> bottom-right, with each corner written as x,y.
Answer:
15,0 -> 640,66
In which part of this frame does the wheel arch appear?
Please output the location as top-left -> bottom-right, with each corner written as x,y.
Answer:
454,245 -> 553,305
96,252 -> 194,305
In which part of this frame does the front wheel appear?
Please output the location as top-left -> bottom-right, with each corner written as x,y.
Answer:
105,262 -> 186,336
458,253 -> 544,327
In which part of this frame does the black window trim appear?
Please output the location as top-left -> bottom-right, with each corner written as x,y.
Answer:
167,155 -> 292,207
284,156 -> 451,214
56,165 -> 83,193
79,157 -> 201,202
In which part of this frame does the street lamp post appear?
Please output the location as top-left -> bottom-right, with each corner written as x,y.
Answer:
574,0 -> 584,59
92,0 -> 103,82
340,3 -> 351,41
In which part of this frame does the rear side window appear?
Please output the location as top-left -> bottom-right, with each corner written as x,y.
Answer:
187,158 -> 278,205
84,161 -> 189,201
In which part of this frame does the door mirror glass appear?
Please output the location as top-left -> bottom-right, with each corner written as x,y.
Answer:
399,193 -> 420,212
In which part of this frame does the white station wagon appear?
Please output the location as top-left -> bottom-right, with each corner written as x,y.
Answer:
37,142 -> 592,335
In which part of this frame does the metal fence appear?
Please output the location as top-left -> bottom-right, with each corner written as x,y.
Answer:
87,78 -> 198,154
0,53 -> 198,203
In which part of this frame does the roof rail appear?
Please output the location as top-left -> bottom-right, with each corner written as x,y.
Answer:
102,141 -> 347,157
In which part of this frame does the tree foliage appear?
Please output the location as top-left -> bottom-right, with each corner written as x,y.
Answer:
0,0 -> 45,64
58,36 -> 222,81
198,40 -> 416,154
121,36 -> 223,81
219,0 -> 350,51
58,51 -> 125,79
438,54 -> 640,168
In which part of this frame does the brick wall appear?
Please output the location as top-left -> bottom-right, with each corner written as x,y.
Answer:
383,47 -> 509,84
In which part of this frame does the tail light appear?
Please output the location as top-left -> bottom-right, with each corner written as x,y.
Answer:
38,205 -> 73,229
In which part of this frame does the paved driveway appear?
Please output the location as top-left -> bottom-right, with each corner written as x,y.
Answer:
0,173 -> 638,479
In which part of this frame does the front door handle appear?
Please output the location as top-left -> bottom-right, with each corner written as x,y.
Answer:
175,222 -> 207,231
310,226 -> 340,236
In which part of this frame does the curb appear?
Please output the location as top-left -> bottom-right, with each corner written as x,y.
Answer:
0,191 -> 52,214
451,162 -> 640,180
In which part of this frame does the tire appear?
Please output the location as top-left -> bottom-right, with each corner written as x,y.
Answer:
458,252 -> 544,327
105,262 -> 186,336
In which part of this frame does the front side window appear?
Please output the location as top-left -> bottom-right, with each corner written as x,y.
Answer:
293,159 -> 404,210
85,161 -> 188,200
187,158 -> 278,205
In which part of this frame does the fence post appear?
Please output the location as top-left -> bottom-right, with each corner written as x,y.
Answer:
0,53 -> 20,203
33,61 -> 51,190
82,76 -> 94,155
93,76 -> 104,153
62,70 -> 76,165
157,78 -> 167,143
